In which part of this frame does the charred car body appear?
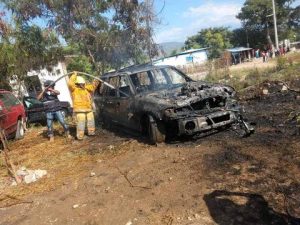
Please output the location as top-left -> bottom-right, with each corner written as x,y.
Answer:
95,64 -> 253,144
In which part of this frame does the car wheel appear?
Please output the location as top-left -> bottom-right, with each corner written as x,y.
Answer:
147,115 -> 165,144
15,119 -> 25,140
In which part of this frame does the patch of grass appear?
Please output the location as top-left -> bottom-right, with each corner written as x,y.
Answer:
276,56 -> 289,70
205,52 -> 300,91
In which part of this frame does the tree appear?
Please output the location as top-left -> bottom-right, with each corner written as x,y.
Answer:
231,27 -> 266,48
237,0 -> 298,47
288,5 -> 300,40
184,27 -> 233,59
0,0 -> 158,73
0,12 -> 63,89
63,44 -> 95,75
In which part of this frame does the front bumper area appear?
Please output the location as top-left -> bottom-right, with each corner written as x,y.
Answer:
177,111 -> 237,135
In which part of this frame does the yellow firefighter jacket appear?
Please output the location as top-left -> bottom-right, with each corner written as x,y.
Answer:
68,73 -> 99,112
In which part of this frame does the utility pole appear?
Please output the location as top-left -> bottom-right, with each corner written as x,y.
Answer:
272,0 -> 279,50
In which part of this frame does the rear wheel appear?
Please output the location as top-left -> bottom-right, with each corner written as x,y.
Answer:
146,115 -> 166,144
15,119 -> 25,140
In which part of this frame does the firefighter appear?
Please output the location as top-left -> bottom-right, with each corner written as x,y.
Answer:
68,72 -> 100,140
38,80 -> 71,141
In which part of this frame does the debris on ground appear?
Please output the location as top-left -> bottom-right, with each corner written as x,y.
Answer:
239,79 -> 300,100
13,167 -> 47,184
90,172 -> 96,177
72,204 -> 79,209
108,145 -> 115,150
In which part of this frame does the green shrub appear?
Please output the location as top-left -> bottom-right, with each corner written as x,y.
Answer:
245,68 -> 261,85
276,56 -> 288,70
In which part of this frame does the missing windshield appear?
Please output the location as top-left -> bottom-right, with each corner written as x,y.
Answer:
130,67 -> 189,93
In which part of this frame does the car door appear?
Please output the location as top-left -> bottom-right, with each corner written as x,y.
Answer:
0,93 -> 20,136
0,96 -> 8,132
23,97 -> 46,123
100,76 -> 120,123
115,75 -> 136,129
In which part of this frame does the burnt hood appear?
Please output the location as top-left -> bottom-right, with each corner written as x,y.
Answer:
144,81 -> 235,107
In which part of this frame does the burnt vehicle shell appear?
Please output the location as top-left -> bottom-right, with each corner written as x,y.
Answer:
95,64 -> 253,144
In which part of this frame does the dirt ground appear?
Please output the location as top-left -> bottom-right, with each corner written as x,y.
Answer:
229,57 -> 276,71
0,81 -> 300,225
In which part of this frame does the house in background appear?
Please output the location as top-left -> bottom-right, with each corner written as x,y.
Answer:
227,47 -> 253,65
153,48 -> 208,67
10,62 -> 73,105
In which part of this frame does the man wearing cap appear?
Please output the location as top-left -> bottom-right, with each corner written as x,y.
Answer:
68,72 -> 100,140
38,80 -> 71,141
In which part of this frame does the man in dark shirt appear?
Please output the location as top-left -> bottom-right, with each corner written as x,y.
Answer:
38,80 -> 71,141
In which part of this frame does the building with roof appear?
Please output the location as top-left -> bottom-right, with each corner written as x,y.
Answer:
153,48 -> 208,67
227,47 -> 253,65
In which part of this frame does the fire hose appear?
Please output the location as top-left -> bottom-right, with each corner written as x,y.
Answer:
42,71 -> 129,97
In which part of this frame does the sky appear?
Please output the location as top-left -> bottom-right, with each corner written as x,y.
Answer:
153,0 -> 300,43
1,0 -> 300,44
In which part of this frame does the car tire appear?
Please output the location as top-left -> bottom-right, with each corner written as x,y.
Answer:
15,119 -> 25,140
147,115 -> 165,144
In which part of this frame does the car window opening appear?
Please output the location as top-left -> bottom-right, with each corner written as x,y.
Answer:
129,67 -> 188,93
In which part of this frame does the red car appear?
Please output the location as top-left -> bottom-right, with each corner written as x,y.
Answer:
0,90 -> 26,139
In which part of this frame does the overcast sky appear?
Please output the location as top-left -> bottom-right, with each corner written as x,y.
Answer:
154,0 -> 300,43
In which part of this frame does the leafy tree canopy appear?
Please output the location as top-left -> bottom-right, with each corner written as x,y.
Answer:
184,27 -> 233,59
0,0 -> 157,73
0,10 -> 63,88
237,0 -> 299,44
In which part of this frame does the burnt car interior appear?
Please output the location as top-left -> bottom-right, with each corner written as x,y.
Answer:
101,75 -> 133,97
129,68 -> 191,94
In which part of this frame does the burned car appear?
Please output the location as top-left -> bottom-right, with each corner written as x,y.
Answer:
95,64 -> 254,144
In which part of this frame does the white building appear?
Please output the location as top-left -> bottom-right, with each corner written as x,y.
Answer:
11,62 -> 73,105
153,48 -> 208,67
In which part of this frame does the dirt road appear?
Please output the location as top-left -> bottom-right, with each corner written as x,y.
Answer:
0,81 -> 300,225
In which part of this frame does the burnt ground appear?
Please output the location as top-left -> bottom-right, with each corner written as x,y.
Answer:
0,81 -> 300,225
